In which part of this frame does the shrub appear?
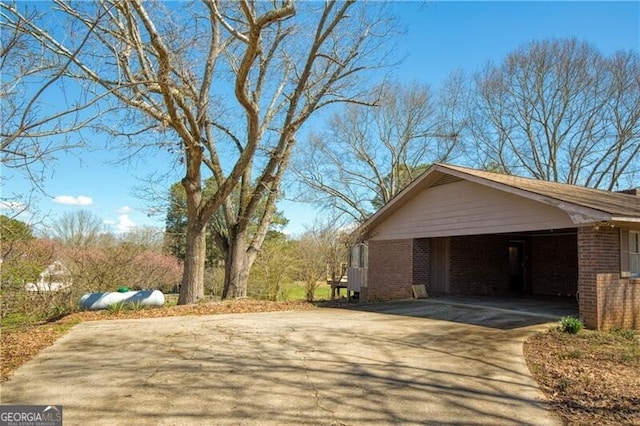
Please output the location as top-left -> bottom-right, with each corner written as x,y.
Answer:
64,246 -> 183,294
559,316 -> 583,334
107,301 -> 127,313
204,266 -> 225,297
249,238 -> 296,301
1,235 -> 183,327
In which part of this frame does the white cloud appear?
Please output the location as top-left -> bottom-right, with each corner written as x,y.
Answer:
116,206 -> 131,214
53,195 -> 93,206
117,214 -> 136,233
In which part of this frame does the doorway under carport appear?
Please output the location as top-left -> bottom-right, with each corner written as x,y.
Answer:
413,228 -> 579,304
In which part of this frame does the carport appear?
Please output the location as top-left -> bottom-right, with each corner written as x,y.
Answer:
348,164 -> 640,330
413,229 -> 578,298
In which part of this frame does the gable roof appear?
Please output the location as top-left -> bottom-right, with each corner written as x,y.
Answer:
361,163 -> 640,235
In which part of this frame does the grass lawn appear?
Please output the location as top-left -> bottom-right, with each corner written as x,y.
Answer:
286,282 -> 332,301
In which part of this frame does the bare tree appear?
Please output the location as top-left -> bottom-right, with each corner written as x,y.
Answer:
120,226 -> 164,252
469,39 -> 640,189
0,4 -> 112,220
1,6 -> 90,169
295,230 -> 328,302
294,81 -> 462,222
3,1 -> 396,303
295,217 -> 351,302
205,3 -> 395,299
49,210 -> 105,248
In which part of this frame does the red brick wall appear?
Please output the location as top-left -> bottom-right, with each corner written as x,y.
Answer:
449,234 -> 511,295
596,275 -> 640,330
577,227 -> 620,329
412,238 -> 429,288
367,239 -> 414,301
366,226 -> 640,330
529,233 -> 578,296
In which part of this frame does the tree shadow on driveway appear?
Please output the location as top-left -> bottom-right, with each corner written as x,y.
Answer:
0,307 -> 562,425
332,296 -> 579,330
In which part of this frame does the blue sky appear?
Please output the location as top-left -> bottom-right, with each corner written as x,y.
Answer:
4,1 -> 640,236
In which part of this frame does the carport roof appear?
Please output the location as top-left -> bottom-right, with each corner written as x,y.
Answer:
360,163 -> 640,234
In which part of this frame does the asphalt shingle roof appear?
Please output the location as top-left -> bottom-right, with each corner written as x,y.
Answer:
437,164 -> 640,218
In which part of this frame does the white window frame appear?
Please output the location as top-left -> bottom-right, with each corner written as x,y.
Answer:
350,243 -> 368,269
631,231 -> 640,278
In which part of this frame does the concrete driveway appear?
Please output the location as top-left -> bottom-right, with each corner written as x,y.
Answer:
0,300 -> 562,425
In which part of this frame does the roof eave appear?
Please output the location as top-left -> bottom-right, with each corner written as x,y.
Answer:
557,205 -> 611,224
354,163 -> 639,240
611,217 -> 640,223
436,165 -> 623,225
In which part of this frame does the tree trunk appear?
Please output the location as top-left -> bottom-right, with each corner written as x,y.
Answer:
178,221 -> 206,305
306,287 -> 314,302
223,232 -> 249,299
222,228 -> 260,299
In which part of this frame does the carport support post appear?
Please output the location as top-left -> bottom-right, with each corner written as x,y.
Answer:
577,226 -> 619,329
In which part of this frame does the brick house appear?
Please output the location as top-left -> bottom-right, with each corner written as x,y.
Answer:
348,163 -> 640,330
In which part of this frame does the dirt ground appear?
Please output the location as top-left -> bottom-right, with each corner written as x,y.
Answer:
524,329 -> 640,425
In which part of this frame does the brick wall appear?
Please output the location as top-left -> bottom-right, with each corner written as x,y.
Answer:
449,234 -> 511,295
366,226 -> 640,330
412,238 -> 429,288
529,233 -> 578,296
577,226 -> 620,329
367,239 -> 414,301
596,275 -> 640,330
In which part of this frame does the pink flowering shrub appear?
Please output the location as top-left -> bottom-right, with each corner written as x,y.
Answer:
2,238 -> 183,324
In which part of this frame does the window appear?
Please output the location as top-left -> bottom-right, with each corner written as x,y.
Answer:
631,231 -> 640,277
350,246 -> 359,268
359,244 -> 368,268
350,243 -> 368,269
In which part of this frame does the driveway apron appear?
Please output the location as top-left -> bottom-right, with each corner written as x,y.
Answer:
0,302 -> 562,425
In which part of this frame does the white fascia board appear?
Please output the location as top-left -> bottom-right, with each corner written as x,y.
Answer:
611,217 -> 640,223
